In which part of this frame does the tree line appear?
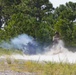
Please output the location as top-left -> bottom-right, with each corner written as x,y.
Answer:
0,0 -> 76,46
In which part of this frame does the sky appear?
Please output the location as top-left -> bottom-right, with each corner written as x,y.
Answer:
49,0 -> 76,8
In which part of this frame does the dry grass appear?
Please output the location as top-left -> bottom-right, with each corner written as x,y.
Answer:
0,48 -> 76,75
0,58 -> 76,75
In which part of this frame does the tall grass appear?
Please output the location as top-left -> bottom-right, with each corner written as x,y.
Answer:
0,59 -> 76,75
0,48 -> 23,55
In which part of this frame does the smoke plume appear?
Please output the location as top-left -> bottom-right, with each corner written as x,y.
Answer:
0,34 -> 43,54
0,33 -> 76,55
1,34 -> 76,63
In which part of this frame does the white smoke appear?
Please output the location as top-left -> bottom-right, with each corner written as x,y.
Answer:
44,40 -> 69,55
0,34 -> 75,55
0,34 -> 42,54
11,34 -> 35,49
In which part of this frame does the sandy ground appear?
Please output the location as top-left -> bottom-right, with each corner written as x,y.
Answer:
10,53 -> 76,64
1,50 -> 76,64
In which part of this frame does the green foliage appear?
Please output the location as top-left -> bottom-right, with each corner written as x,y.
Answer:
53,2 -> 76,46
72,25 -> 76,44
0,0 -> 54,43
1,59 -> 76,75
54,19 -> 73,42
0,0 -> 76,46
36,22 -> 53,43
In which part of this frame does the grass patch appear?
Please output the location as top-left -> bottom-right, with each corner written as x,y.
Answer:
0,59 -> 76,75
0,48 -> 23,56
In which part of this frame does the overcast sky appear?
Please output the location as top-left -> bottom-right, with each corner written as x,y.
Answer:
49,0 -> 76,8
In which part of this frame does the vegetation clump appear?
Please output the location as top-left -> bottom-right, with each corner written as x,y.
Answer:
0,0 -> 76,46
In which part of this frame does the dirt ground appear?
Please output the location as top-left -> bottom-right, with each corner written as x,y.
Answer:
0,70 -> 37,75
